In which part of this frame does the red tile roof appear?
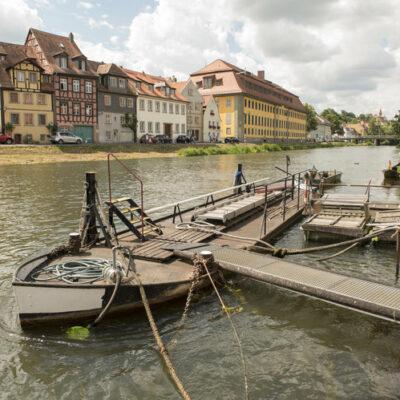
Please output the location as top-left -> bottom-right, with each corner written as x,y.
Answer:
123,68 -> 189,102
190,59 -> 306,113
28,28 -> 97,78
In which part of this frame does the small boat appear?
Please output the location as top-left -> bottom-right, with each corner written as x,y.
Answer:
383,168 -> 400,181
310,170 -> 342,186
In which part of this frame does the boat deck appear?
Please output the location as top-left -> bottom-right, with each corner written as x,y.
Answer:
176,243 -> 400,323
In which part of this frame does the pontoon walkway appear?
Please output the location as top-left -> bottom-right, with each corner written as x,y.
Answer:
174,243 -> 400,323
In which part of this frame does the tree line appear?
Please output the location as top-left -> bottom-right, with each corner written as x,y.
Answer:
304,104 -> 400,136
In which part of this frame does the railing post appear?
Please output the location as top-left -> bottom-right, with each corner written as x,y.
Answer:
259,184 -> 268,238
283,178 -> 287,221
291,174 -> 295,200
85,171 -> 98,245
297,173 -> 301,210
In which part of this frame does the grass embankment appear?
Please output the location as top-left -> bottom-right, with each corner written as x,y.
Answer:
177,141 -> 365,157
0,141 -> 372,166
0,143 -> 206,166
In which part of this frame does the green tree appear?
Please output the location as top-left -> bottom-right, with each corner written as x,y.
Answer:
304,103 -> 318,132
122,113 -> 138,143
340,110 -> 356,123
391,113 -> 400,136
46,122 -> 58,134
367,117 -> 382,135
4,122 -> 14,135
321,109 -> 343,135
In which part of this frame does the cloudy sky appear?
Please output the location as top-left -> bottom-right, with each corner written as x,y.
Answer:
1,0 -> 399,118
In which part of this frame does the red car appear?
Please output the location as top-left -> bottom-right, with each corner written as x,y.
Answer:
0,134 -> 14,144
139,134 -> 157,144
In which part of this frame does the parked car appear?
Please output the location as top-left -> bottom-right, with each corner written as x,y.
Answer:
139,134 -> 157,144
176,135 -> 190,144
51,132 -> 83,144
0,134 -> 14,144
224,136 -> 240,144
155,134 -> 172,144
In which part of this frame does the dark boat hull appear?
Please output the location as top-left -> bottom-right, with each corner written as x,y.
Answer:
383,169 -> 400,181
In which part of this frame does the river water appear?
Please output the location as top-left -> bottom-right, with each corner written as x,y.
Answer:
1,146 -> 400,399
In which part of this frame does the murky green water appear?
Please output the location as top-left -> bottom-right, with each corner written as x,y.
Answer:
1,146 -> 400,399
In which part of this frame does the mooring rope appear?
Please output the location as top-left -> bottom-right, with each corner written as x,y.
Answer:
195,255 -> 249,400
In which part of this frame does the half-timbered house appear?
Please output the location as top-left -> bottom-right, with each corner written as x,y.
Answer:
0,41 -> 54,143
25,29 -> 98,143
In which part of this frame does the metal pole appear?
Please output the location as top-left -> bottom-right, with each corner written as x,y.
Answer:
85,171 -> 98,245
291,174 -> 295,200
283,177 -> 287,221
297,173 -> 300,210
396,229 -> 400,282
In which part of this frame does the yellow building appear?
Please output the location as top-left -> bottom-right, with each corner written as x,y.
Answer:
0,42 -> 54,143
190,59 -> 307,142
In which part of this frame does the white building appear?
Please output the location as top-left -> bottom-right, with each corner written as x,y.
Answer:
171,80 -> 204,141
308,115 -> 331,142
203,95 -> 221,142
123,69 -> 188,141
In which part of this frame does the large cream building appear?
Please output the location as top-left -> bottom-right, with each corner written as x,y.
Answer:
190,59 -> 307,143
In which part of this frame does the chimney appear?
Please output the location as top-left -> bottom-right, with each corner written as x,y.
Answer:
69,32 -> 74,43
169,75 -> 177,82
257,70 -> 265,80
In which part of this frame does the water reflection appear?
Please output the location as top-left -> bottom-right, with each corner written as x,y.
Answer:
1,146 -> 400,399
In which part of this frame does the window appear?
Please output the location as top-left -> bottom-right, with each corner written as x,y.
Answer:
187,116 -> 193,124
162,102 -> 167,113
43,75 -> 50,83
169,103 -> 173,114
29,73 -> 37,83
86,104 -> 93,116
188,103 -> 192,111
148,122 -> 153,132
24,113 -> 33,125
119,78 -> 126,88
155,122 -> 160,133
73,80 -> 80,92
147,100 -> 153,111
226,127 -> 231,134
181,105 -> 185,115
195,117 -> 200,124
120,115 -> 125,125
171,89 -> 175,96
127,98 -> 133,108
9,92 -> 18,103
181,124 -> 185,133
85,81 -> 92,94
10,113 -> 19,124
106,131 -> 111,141
38,114 -> 46,125
37,94 -> 46,105
74,59 -> 86,71
105,114 -> 111,124
139,121 -> 145,132
73,103 -> 80,116
203,77 -> 213,89
166,87 -> 170,96
58,57 -> 68,68
110,77 -> 117,87
120,97 -> 126,107
175,124 -> 179,133
17,71 -> 25,82
60,78 -> 68,91
135,81 -> 141,89
40,134 -> 45,142
196,81 -> 201,89
155,101 -> 160,112
175,104 -> 179,114
139,99 -> 145,111
216,79 -> 222,86
61,103 -> 68,115
104,95 -> 111,106
147,84 -> 153,92
226,113 -> 232,124
226,98 -> 232,107
23,93 -> 33,104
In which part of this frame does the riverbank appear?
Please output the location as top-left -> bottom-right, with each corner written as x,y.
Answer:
0,141 -> 372,166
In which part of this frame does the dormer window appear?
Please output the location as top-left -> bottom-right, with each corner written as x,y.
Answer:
147,84 -> 153,92
166,87 -> 170,96
119,78 -> 126,88
203,76 -> 213,89
171,89 -> 175,96
74,59 -> 86,71
0,55 -> 5,61
135,81 -> 141,89
110,76 -> 117,87
57,56 -> 68,69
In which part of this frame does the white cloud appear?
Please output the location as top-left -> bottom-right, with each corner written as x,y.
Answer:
0,0 -> 43,43
110,35 -> 119,44
78,1 -> 93,9
88,17 -> 113,29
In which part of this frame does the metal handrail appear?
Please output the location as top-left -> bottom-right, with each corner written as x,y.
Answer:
107,153 -> 144,237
